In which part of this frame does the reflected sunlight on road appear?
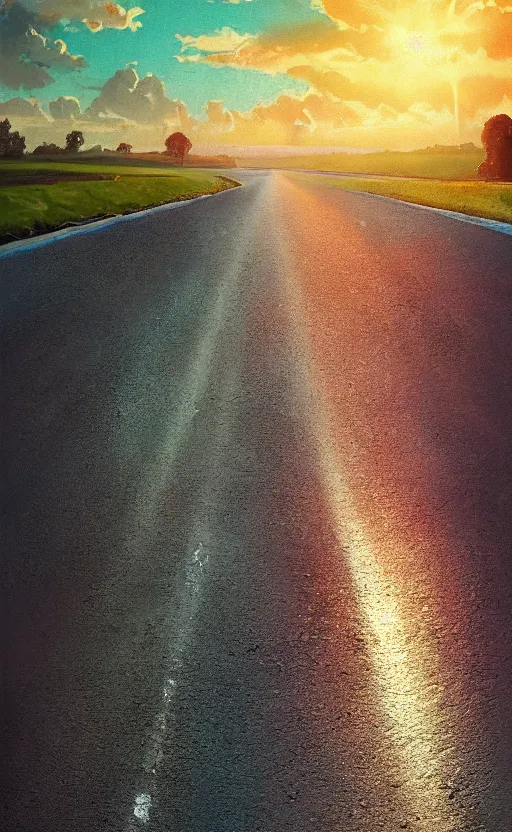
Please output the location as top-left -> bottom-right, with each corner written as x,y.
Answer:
272,173 -> 474,829
317,435 -> 471,830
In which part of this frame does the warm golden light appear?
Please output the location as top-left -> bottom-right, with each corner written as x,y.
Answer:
315,435 -> 472,829
275,186 -> 473,826
382,0 -> 480,139
388,26 -> 447,65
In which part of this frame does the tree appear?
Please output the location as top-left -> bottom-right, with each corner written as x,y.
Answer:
116,142 -> 132,153
0,118 -> 26,157
478,113 -> 512,181
65,130 -> 85,153
33,142 -> 63,155
164,131 -> 192,165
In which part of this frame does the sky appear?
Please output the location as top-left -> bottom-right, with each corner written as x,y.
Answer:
0,0 -> 511,152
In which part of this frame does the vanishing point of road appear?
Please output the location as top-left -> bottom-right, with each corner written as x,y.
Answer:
2,171 -> 512,832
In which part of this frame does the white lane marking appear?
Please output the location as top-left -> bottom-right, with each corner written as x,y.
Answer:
124,174 -> 286,832
0,182 -> 242,257
121,231 -> 242,828
127,323 -> 245,829
193,542 -> 208,571
133,794 -> 152,823
128,538 -> 210,829
124,174 -> 276,830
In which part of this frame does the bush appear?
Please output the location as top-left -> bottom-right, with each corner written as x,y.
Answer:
33,142 -> 64,155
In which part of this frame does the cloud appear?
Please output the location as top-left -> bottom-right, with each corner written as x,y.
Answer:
176,27 -> 255,55
2,78 -> 495,153
175,19 -> 360,74
0,1 -> 144,91
48,95 -> 82,119
458,75 -> 512,117
24,27 -> 87,71
176,0 -> 512,148
0,96 -> 49,119
20,1 -> 144,32
204,100 -> 234,131
315,0 -> 384,28
86,67 -> 193,125
448,3 -> 512,61
0,2 -> 87,90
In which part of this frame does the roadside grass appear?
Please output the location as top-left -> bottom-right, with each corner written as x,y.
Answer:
0,159 -> 230,179
0,169 -> 239,241
242,150 -> 485,180
290,173 -> 512,224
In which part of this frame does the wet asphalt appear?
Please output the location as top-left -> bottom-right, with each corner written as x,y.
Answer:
2,171 -> 512,832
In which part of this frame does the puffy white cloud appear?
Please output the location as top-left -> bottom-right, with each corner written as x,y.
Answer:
0,2 -> 87,90
48,95 -> 82,119
25,27 -> 87,71
3,81 -> 488,152
176,27 -> 255,55
204,100 -> 235,132
86,68 -> 192,125
0,1 -> 144,91
0,97 -> 48,119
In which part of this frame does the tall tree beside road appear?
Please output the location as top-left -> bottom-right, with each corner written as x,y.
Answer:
478,114 -> 512,181
164,132 -> 192,165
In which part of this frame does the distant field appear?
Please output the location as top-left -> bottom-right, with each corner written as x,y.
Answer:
289,172 -> 512,224
0,159 -> 233,179
240,150 -> 485,180
0,161 -> 239,242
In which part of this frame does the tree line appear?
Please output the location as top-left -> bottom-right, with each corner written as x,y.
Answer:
1,115 -> 511,179
0,122 -> 194,165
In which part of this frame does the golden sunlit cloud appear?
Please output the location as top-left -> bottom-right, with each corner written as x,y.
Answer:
175,0 -> 512,146
2,0 -> 511,148
176,27 -> 254,55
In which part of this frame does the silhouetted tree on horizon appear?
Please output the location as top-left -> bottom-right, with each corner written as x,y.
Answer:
164,131 -> 192,165
65,130 -> 85,153
0,118 -> 26,157
116,142 -> 132,153
32,142 -> 64,155
478,113 -> 512,181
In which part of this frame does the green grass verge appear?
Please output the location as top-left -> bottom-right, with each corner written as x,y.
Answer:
242,150 -> 485,180
290,173 -> 512,224
0,170 -> 239,241
0,159 -> 233,179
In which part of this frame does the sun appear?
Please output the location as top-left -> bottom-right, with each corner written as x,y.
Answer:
387,24 -> 451,68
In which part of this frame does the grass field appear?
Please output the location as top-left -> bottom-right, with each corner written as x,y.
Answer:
0,159 -> 236,180
0,162 -> 239,242
290,172 -> 512,223
241,150 -> 485,180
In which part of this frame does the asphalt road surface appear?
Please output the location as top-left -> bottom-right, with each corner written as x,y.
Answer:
2,172 -> 512,832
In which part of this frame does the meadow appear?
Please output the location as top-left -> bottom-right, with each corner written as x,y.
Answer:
241,149 -> 485,180
0,160 -> 239,242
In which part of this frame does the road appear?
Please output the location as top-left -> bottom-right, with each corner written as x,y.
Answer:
2,171 -> 512,832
